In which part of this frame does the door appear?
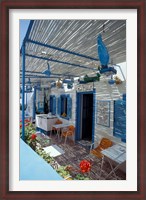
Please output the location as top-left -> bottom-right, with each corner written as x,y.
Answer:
81,94 -> 93,140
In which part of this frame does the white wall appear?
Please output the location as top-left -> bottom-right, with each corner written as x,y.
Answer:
50,74 -> 126,145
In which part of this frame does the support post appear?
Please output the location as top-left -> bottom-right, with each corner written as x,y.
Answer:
26,93 -> 27,107
22,42 -> 26,141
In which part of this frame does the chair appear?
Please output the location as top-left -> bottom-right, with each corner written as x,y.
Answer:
90,137 -> 113,159
61,125 -> 75,144
89,137 -> 113,177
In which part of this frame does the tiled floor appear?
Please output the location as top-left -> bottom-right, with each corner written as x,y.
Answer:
45,132 -> 126,180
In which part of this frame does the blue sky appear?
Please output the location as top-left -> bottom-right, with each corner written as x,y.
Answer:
20,20 -> 30,48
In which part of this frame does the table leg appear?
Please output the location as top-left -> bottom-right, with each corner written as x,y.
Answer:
104,159 -> 124,180
105,158 -> 118,179
56,129 -> 61,140
99,156 -> 104,179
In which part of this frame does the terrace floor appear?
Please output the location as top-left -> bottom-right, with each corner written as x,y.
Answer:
42,132 -> 126,180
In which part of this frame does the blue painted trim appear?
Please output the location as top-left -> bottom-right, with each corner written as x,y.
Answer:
50,95 -> 56,115
20,75 -> 60,79
76,91 -> 93,95
20,90 -> 33,94
75,92 -> 78,140
20,70 -> 75,77
36,127 -> 49,135
25,53 -> 96,71
26,93 -> 27,107
75,92 -> 81,141
33,86 -> 36,120
109,101 -> 111,127
27,39 -> 99,62
58,94 -> 71,120
22,42 -> 26,141
92,88 -> 96,144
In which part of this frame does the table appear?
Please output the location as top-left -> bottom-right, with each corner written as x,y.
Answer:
51,123 -> 72,139
100,144 -> 126,179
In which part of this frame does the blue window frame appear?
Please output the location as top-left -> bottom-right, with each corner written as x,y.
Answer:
50,95 -> 56,115
58,94 -> 72,120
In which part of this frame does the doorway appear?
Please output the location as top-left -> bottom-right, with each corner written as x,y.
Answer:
82,94 -> 93,140
76,91 -> 94,145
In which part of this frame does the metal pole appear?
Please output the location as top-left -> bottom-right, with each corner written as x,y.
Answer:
22,42 -> 26,141
25,53 -> 96,71
26,93 -> 27,107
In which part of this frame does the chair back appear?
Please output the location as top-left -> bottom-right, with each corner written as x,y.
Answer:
68,125 -> 75,132
99,138 -> 112,150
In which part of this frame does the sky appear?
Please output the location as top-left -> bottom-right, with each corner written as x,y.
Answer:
20,20 -> 30,48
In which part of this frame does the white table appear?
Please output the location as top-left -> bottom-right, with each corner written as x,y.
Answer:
100,144 -> 126,179
51,123 -> 73,139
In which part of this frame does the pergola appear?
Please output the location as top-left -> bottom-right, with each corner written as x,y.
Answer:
20,19 -> 126,140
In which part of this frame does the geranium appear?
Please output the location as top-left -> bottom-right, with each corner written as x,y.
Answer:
79,160 -> 91,173
30,133 -> 37,140
20,124 -> 22,128
25,119 -> 30,123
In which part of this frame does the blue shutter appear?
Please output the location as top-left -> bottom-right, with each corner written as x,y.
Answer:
67,95 -> 72,119
52,96 -> 56,115
113,99 -> 126,142
58,97 -> 61,116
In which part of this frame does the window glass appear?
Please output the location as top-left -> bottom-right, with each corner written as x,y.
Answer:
58,94 -> 72,120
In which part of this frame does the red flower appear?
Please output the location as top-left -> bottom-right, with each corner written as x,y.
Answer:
30,134 -> 37,140
20,124 -> 22,128
79,160 -> 91,173
25,119 -> 30,123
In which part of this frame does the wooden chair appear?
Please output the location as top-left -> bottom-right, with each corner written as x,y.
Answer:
90,137 -> 113,159
61,125 -> 75,144
84,138 -> 113,178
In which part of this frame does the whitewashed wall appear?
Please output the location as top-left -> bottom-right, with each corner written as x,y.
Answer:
50,78 -> 126,144
50,86 -> 77,125
93,78 -> 126,145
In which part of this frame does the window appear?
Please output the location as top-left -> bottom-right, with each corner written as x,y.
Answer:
50,95 -> 56,115
58,94 -> 72,120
